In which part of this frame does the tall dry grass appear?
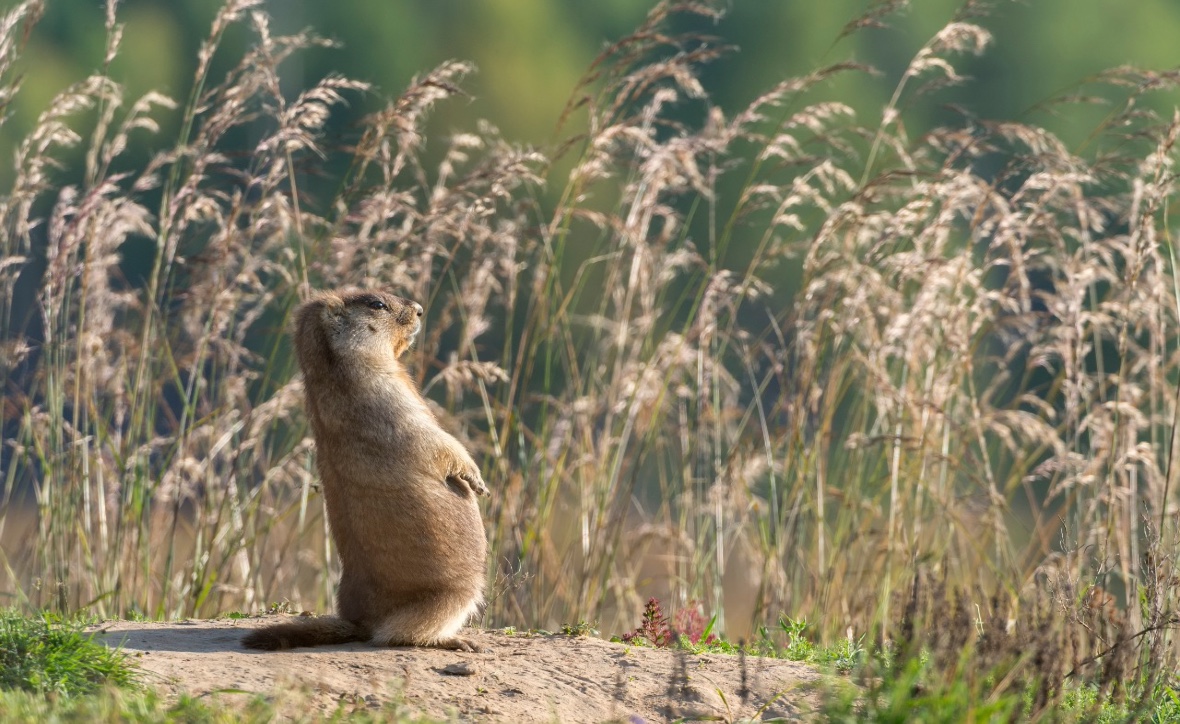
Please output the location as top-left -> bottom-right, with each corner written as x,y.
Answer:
0,0 -> 1178,694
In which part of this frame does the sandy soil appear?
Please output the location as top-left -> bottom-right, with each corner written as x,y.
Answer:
91,615 -> 829,722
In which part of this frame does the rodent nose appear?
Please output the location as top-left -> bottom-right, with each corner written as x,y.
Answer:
414,303 -> 424,317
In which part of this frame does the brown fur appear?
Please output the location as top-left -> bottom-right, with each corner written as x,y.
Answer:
242,290 -> 488,653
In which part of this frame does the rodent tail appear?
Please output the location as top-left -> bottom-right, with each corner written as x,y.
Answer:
241,616 -> 368,651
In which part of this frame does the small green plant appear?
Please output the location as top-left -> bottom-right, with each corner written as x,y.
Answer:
121,608 -> 150,623
560,620 -> 598,637
822,634 -> 866,675
0,609 -> 136,697
266,601 -> 297,615
777,616 -> 814,661
751,616 -> 865,672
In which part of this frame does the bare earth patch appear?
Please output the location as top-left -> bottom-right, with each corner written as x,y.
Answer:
91,616 -> 827,721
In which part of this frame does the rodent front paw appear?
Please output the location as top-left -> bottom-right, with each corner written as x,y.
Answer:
450,468 -> 489,497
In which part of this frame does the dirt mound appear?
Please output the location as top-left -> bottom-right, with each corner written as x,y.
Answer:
92,616 -> 827,721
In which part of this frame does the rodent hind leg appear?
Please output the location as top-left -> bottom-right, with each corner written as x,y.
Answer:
430,633 -> 482,652
370,593 -> 483,652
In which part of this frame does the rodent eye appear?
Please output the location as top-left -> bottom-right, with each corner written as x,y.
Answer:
367,299 -> 388,311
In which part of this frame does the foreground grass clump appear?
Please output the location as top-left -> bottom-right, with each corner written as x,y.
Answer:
607,596 -> 1180,720
0,689 -> 226,724
813,566 -> 1180,722
0,686 -> 451,724
0,609 -> 134,697
818,655 -> 1180,723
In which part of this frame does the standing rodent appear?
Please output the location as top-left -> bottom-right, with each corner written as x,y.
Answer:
242,290 -> 489,653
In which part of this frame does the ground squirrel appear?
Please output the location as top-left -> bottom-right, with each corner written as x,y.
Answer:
242,290 -> 489,653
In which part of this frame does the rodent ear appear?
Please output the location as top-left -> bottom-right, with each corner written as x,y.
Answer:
319,295 -> 345,319
293,293 -> 345,338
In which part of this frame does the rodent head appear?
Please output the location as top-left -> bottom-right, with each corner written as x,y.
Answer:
295,290 -> 425,376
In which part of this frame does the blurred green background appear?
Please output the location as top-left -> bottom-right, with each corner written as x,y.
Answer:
6,0 -> 1180,192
